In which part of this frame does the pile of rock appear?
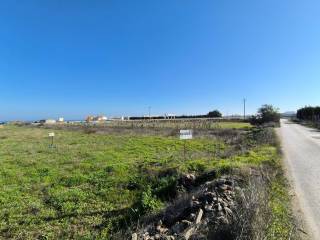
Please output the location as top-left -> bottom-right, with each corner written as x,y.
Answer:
132,177 -> 239,240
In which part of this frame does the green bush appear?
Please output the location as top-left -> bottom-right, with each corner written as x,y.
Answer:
208,110 -> 222,118
250,105 -> 280,125
133,186 -> 163,216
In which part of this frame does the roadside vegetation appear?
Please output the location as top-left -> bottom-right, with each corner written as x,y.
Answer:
0,113 -> 297,239
86,119 -> 251,130
250,104 -> 281,126
295,106 -> 320,129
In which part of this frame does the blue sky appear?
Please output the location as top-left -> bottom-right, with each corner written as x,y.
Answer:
1,0 -> 320,120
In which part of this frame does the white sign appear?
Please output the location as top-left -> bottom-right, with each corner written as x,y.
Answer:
180,130 -> 193,140
48,132 -> 55,137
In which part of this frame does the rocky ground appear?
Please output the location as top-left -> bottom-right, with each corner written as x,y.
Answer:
131,174 -> 242,240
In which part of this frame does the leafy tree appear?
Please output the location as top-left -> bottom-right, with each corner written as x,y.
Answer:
251,105 -> 280,125
207,110 -> 222,118
297,106 -> 320,121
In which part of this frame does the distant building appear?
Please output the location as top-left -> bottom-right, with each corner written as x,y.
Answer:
164,113 -> 176,119
93,116 -> 107,122
86,116 -> 94,123
44,119 -> 56,124
86,115 -> 107,123
58,117 -> 64,122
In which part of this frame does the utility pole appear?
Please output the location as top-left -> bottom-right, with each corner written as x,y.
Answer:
243,98 -> 246,120
148,106 -> 151,120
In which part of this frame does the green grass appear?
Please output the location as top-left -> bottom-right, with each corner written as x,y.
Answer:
214,121 -> 251,129
0,125 -> 274,239
265,159 -> 297,240
105,119 -> 252,130
267,176 -> 295,239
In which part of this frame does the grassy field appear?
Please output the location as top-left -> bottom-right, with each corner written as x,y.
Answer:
86,119 -> 252,130
0,124 -> 288,239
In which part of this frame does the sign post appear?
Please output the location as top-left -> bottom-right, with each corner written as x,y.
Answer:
49,132 -> 55,148
180,130 -> 193,161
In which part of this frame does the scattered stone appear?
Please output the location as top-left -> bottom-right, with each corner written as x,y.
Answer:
183,226 -> 196,240
195,208 -> 203,224
131,176 -> 239,240
181,220 -> 192,227
224,207 -> 233,216
172,222 -> 184,234
219,184 -> 228,191
132,233 -> 138,240
217,203 -> 223,212
189,213 -> 196,221
204,204 -> 213,212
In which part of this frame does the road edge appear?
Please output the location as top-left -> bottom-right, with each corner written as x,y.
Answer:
276,125 -> 312,240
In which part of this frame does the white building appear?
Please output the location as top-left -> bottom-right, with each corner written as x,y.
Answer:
93,116 -> 108,122
164,113 -> 176,119
45,119 -> 56,124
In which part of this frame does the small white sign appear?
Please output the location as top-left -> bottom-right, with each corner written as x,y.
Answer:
48,132 -> 55,137
180,130 -> 193,140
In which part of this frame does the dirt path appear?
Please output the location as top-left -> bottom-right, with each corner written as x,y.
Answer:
278,119 -> 320,239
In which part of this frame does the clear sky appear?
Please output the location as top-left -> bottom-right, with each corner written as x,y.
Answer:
1,0 -> 320,120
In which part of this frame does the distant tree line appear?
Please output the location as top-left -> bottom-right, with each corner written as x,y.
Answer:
130,110 -> 223,120
297,106 -> 320,121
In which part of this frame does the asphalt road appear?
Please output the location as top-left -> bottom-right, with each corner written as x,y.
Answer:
278,119 -> 320,239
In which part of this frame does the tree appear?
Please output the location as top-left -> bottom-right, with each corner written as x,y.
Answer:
207,110 -> 222,118
297,106 -> 320,121
251,104 -> 280,125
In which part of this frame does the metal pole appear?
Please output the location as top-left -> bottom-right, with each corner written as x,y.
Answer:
243,98 -> 246,120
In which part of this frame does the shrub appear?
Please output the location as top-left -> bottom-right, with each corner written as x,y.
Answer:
208,110 -> 222,118
134,186 -> 163,215
250,105 -> 280,125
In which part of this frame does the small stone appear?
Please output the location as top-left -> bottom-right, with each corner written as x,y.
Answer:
220,199 -> 228,207
132,233 -> 138,240
224,207 -> 233,216
154,234 -> 161,240
172,222 -> 184,234
192,200 -> 201,207
189,213 -> 196,221
217,203 -> 223,212
219,184 -> 228,191
217,179 -> 226,185
182,219 -> 192,226
204,192 -> 215,203
225,180 -> 233,186
204,204 -> 213,212
183,226 -> 196,240
217,216 -> 229,225
195,208 -> 203,224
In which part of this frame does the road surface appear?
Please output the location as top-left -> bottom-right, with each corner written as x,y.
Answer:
278,119 -> 320,239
